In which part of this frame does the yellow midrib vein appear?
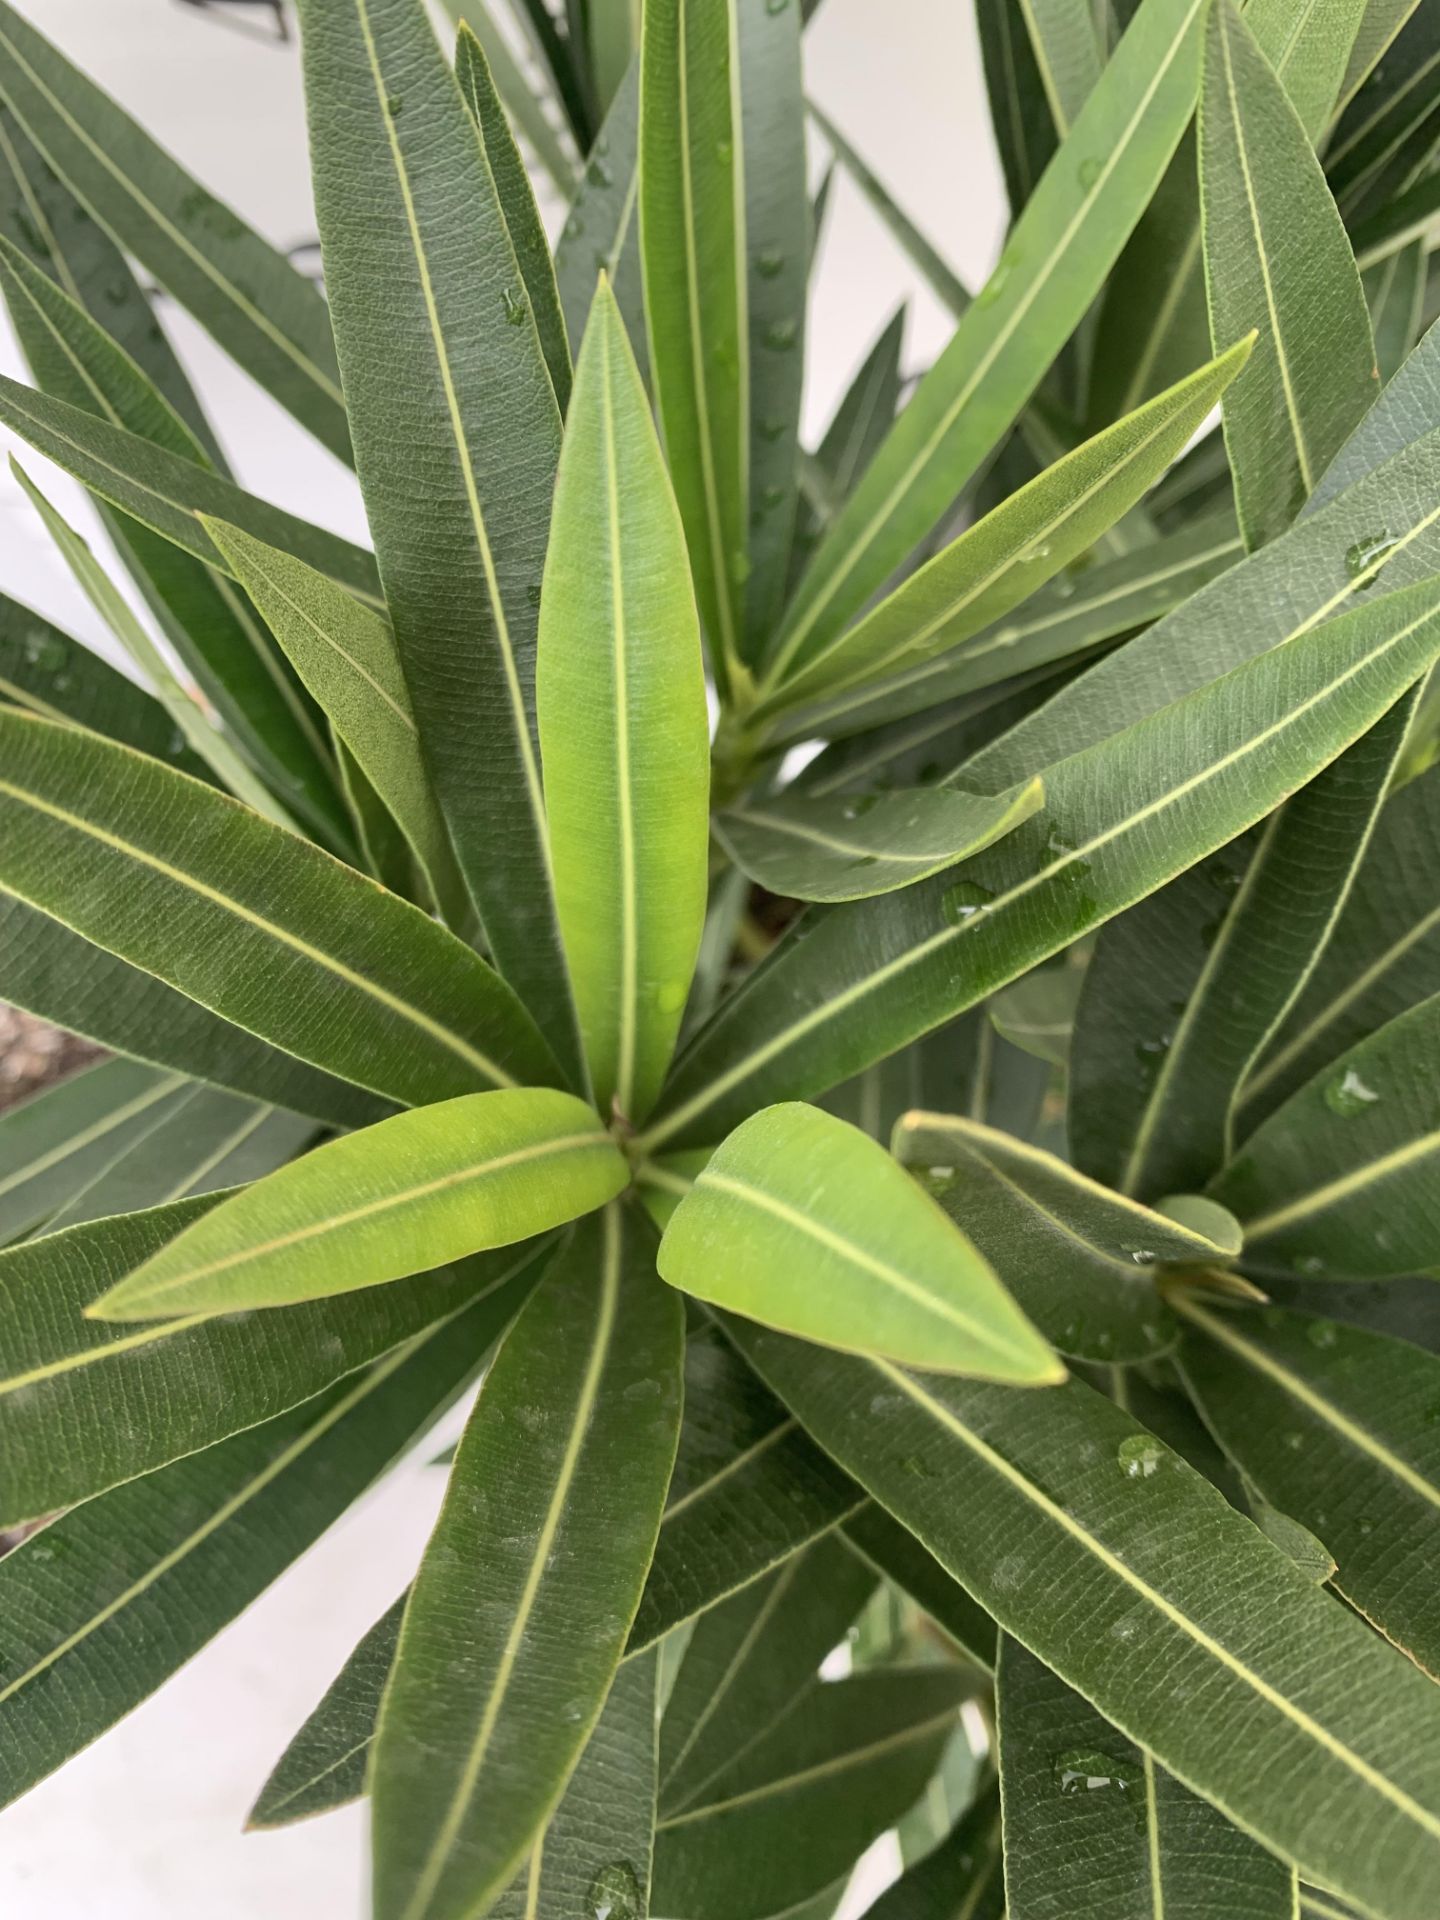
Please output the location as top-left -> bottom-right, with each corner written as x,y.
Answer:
0,1071 -> 184,1202
602,332 -> 640,1119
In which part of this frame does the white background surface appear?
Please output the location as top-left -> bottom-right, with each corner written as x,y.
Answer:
0,2 -> 1006,1911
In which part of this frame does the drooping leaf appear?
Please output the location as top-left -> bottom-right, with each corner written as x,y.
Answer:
1199,0 -> 1378,549
728,1319 -> 1440,1919
91,1089 -> 625,1320
298,0 -> 582,1079
538,279 -> 710,1124
658,1103 -> 1063,1382
714,780 -> 1045,904
370,1207 -> 683,1920
0,711 -> 560,1110
892,1112 -> 1239,1363
1178,1296 -> 1440,1680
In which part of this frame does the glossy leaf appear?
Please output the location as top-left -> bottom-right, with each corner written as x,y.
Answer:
639,0 -> 748,694
729,1319 -> 1440,1919
659,1103 -> 1062,1382
714,779 -> 1045,904
1200,0 -> 1378,549
298,0 -> 581,1078
538,280 -> 710,1123
0,711 -> 559,1109
370,1207 -> 683,1920
892,1112 -> 1239,1363
91,1089 -> 624,1320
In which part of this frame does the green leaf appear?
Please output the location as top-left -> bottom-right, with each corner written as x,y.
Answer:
1200,0 -> 1378,549
659,1534 -> 878,1818
90,1089 -> 625,1321
370,1206 -> 683,1920
455,21 -> 573,414
775,0 -> 1210,664
1328,5 -> 1440,219
997,1634 -> 1298,1918
977,0 -> 1060,218
1352,171 -> 1440,273
639,0 -> 748,695
554,62 -> 646,377
199,518 -> 467,924
0,1287 -> 510,1810
658,1103 -> 1062,1382
587,0 -> 640,116
727,1320 -> 1440,1920
862,1783 -> 1003,1920
538,280 -> 710,1124
892,1112 -> 1239,1363
821,1009 -> 1050,1153
0,893 -> 388,1131
0,1198 -> 545,1527
440,0 -> 579,197
652,1666 -> 972,1920
0,0 -> 351,460
298,0 -> 581,1079
0,710 -> 559,1110
1018,0 -> 1106,136
1335,0 -> 1425,115
1070,697 -> 1415,1199
714,781 -> 1045,905
1212,989 -> 1440,1277
627,1321 -> 864,1653
842,1506 -> 998,1668
1178,1296 -> 1440,1678
1367,237 -> 1429,383
759,340 -> 1252,710
1247,0 -> 1369,140
640,573 -> 1440,1152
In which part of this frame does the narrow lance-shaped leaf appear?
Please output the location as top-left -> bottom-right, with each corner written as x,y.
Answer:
1019,0 -> 1106,136
727,1318 -> 1440,1920
774,0 -> 1210,665
554,61 -> 646,374
297,0 -> 583,1081
892,1111 -> 1241,1364
713,779 -> 1045,906
1367,237 -> 1428,384
0,711 -> 560,1111
90,1089 -> 626,1321
0,0 -> 351,459
658,1102 -> 1063,1382
370,1206 -> 683,1920
638,573 -> 1440,1152
439,0 -> 578,196
1212,988 -> 1440,1277
1200,0 -> 1378,550
863,1783 -> 1004,1920
997,1633 -> 1299,1920
640,0 -> 748,696
976,0 -> 1060,218
1247,0 -> 1369,140
538,280 -> 710,1126
843,1504 -> 999,1669
455,21 -> 573,413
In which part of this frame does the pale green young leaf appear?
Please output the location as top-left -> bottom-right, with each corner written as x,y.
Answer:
538,280 -> 709,1125
91,1089 -> 625,1321
640,0 -> 748,696
370,1207 -> 683,1920
1201,0 -> 1378,549
658,1102 -> 1063,1382
714,780 -> 1044,905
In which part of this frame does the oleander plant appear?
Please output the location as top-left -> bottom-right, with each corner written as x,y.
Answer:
1,0 -> 1440,1913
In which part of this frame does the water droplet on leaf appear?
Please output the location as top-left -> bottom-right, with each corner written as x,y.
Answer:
588,1860 -> 642,1920
1117,1434 -> 1164,1479
1344,533 -> 1397,588
940,880 -> 994,926
1324,1066 -> 1380,1116
755,246 -> 786,278
502,287 -> 527,326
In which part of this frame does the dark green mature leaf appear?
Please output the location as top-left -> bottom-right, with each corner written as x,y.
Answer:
1200,0 -> 1377,550
1213,990 -> 1440,1277
1335,0 -> 1426,117
821,1008 -> 1051,1154
728,1320 -> 1440,1919
92,1089 -> 624,1320
0,894 -> 387,1131
442,0 -> 579,197
1328,3 -> 1440,221
298,0 -> 582,1081
554,62 -> 646,374
0,711 -> 559,1110
640,573 -> 1440,1151
997,1635 -> 1298,1919
1020,0 -> 1106,136
892,1113 -> 1239,1363
0,1198 -> 546,1527
715,780 -> 1045,904
1248,0 -> 1369,139
538,280 -> 709,1124
628,1322 -> 863,1652
1178,1297 -> 1440,1678
659,1103 -> 1062,1382
659,1534 -> 877,1817
843,1505 -> 998,1668
651,1668 -> 973,1920
976,0 -> 1058,218
1070,696 -> 1415,1199
773,0 -> 1209,664
370,1207 -> 683,1920
0,1287 -> 507,1810
1367,238 -> 1429,385
455,21 -> 572,414
864,1783 -> 1004,1920
0,0 -> 350,460
639,0 -> 747,696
